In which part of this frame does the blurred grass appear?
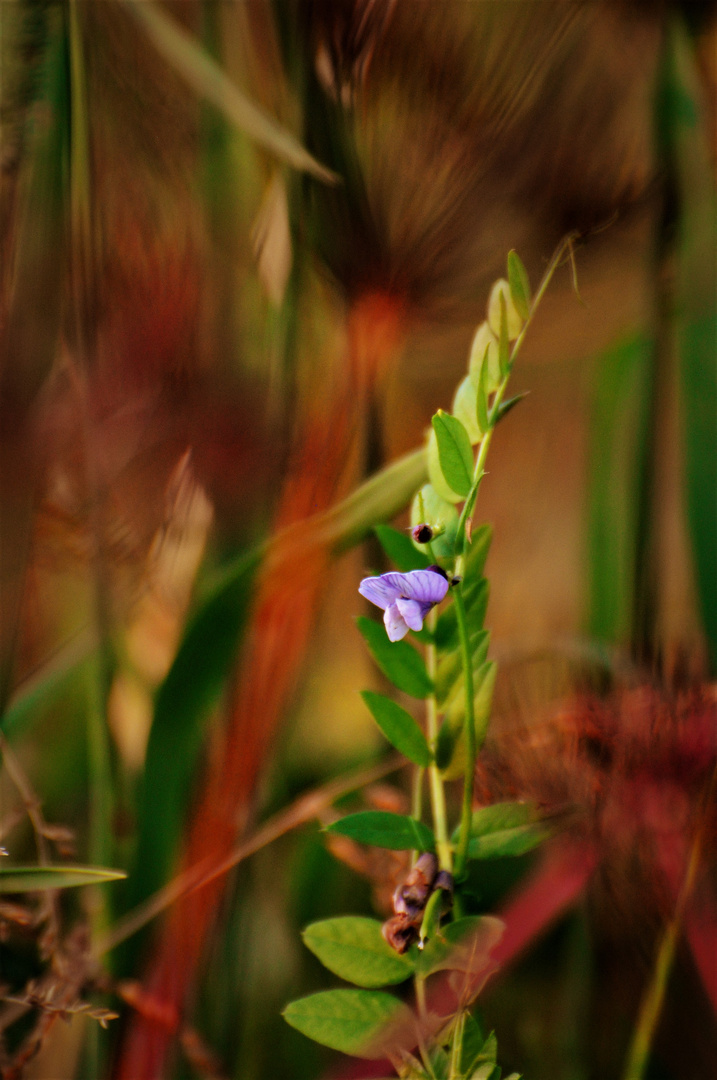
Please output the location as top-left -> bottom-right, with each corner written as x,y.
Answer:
586,333 -> 653,648
0,3 -> 68,717
665,19 -> 717,674
1,4 -> 716,1079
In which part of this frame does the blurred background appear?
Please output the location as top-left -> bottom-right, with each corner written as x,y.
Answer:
0,2 -> 715,1078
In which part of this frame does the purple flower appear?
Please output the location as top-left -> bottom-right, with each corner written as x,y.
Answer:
358,567 -> 450,641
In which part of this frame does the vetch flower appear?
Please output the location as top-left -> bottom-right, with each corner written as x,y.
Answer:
358,567 -> 450,641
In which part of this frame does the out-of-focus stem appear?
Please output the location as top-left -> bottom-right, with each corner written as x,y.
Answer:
621,767 -> 715,1080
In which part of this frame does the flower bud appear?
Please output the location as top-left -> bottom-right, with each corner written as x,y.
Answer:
411,523 -> 434,545
410,483 -> 459,559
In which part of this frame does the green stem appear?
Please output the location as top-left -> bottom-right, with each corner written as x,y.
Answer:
452,587 -> 475,882
448,1011 -> 465,1080
457,232 -> 581,563
415,973 -> 427,1021
451,237 -> 580,876
412,766 -> 425,823
425,610 -> 452,872
411,765 -> 425,865
414,974 -> 438,1080
510,231 -> 581,367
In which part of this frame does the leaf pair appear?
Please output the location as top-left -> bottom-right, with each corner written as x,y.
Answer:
286,915 -> 509,1062
285,918 -> 411,1060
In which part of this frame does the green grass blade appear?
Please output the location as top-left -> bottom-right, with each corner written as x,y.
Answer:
586,333 -> 653,645
0,865 -> 126,893
0,6 -> 69,716
664,19 -> 717,672
122,0 -> 336,182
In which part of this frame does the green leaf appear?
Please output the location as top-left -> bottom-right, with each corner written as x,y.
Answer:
452,375 -> 484,445
463,801 -> 537,836
476,346 -> 490,434
0,865 -> 126,893
434,578 -> 489,650
498,292 -> 510,377
430,1047 -> 450,1078
427,429 -> 463,505
373,525 -> 430,572
325,812 -> 435,852
474,1032 -> 498,1067
283,989 -> 409,1057
507,250 -> 531,321
302,917 -> 415,986
438,661 -> 497,778
361,691 -> 433,766
357,616 -> 433,698
461,1014 -> 487,1075
434,719 -> 460,773
435,630 -> 489,704
465,524 -> 493,583
449,802 -> 547,860
431,411 -> 474,498
469,824 -> 547,860
495,392 -> 529,425
415,916 -> 503,977
470,1063 -> 500,1080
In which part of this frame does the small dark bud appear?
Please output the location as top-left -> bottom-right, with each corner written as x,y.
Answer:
450,576 -> 462,587
411,524 -> 434,544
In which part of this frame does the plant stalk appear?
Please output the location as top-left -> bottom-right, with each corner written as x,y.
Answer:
452,587 -> 476,881
425,610 -> 452,871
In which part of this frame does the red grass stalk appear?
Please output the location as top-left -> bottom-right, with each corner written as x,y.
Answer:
114,293 -> 405,1079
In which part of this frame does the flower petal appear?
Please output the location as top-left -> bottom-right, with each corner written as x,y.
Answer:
384,603 -> 409,641
398,569 -> 450,605
396,597 -> 430,632
358,575 -> 402,610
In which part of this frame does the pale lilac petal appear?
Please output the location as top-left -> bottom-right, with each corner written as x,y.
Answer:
384,603 -> 409,641
396,597 -> 430,632
398,569 -> 450,605
359,575 -> 402,610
